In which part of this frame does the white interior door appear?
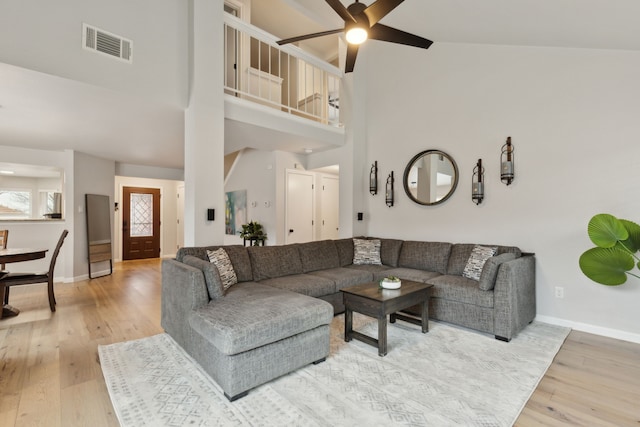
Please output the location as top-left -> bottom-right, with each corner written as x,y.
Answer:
286,170 -> 314,244
320,176 -> 339,240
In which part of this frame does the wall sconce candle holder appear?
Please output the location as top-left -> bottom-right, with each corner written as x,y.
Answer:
385,171 -> 394,207
369,161 -> 378,195
501,136 -> 515,185
472,159 -> 484,205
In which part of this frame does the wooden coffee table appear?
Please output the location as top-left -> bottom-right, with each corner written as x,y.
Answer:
341,280 -> 433,356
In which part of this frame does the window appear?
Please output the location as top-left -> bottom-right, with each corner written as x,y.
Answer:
0,190 -> 32,219
0,162 -> 64,220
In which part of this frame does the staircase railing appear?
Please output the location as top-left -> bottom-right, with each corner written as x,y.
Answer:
224,13 -> 343,127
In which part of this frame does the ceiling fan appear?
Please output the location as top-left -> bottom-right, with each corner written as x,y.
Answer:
276,0 -> 433,73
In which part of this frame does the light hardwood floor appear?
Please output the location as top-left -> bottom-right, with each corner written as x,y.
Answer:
0,259 -> 638,426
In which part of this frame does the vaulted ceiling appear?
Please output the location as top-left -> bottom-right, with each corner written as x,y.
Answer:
1,0 -> 639,170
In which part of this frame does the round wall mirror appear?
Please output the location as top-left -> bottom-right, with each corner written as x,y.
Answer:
403,150 -> 459,205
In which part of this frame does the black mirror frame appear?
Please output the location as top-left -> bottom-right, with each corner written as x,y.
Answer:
403,149 -> 459,206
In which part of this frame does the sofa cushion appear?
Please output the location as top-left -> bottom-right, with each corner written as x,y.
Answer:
177,245 -> 253,282
207,248 -> 237,291
398,241 -> 452,274
259,274 -> 336,297
190,282 -> 333,355
248,245 -> 303,281
447,244 -> 522,275
353,238 -> 382,265
298,240 -> 340,273
182,255 -> 224,300
334,238 -> 355,267
479,253 -> 517,291
427,275 -> 495,308
346,264 -> 393,281
308,267 -> 374,291
462,245 -> 498,281
381,267 -> 441,284
368,237 -> 403,267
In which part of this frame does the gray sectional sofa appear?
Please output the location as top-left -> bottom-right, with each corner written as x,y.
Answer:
161,237 -> 536,400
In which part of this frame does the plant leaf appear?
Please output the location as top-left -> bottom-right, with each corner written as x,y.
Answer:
618,219 -> 640,253
579,247 -> 633,286
587,214 -> 628,248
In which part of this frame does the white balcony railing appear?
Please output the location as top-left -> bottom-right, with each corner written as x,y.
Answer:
224,13 -> 343,127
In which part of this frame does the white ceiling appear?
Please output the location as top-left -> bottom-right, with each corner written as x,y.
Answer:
2,0 -> 640,171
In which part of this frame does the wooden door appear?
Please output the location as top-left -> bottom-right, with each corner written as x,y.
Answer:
285,170 -> 314,244
123,187 -> 160,260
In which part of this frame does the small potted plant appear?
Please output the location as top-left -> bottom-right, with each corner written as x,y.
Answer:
380,275 -> 401,289
239,221 -> 267,246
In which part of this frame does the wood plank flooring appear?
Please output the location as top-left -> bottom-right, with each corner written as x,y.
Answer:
0,258 -> 638,426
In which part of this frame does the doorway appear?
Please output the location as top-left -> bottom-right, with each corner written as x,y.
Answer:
285,170 -> 314,244
320,175 -> 339,240
122,187 -> 160,260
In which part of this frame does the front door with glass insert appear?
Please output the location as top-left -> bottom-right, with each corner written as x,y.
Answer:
122,187 -> 160,260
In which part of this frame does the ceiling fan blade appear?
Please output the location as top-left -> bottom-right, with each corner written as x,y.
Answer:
325,0 -> 356,23
345,43 -> 359,73
277,28 -> 344,46
363,0 -> 405,26
369,23 -> 433,49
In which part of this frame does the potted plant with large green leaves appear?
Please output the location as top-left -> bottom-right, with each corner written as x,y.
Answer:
239,220 -> 267,246
579,213 -> 640,285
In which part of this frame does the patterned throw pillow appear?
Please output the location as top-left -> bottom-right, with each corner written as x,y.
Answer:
207,248 -> 238,291
462,245 -> 497,281
353,238 -> 382,265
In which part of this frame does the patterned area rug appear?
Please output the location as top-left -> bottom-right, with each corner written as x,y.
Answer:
99,315 -> 569,427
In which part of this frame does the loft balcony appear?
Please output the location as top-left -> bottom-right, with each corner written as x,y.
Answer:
223,13 -> 345,154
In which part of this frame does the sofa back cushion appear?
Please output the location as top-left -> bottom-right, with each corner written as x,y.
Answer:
447,243 -> 522,275
398,241 -> 452,274
177,245 -> 253,282
248,245 -> 303,281
334,238 -> 354,267
298,240 -> 340,272
371,237 -> 403,267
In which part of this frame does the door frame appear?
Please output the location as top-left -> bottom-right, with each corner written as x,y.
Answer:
116,184 -> 164,261
284,169 -> 316,244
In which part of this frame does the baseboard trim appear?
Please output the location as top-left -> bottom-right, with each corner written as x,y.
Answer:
535,315 -> 640,344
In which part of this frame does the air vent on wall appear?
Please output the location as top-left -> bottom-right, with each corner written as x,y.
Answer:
82,23 -> 133,63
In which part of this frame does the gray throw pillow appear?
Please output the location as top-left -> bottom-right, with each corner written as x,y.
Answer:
462,245 -> 497,281
353,238 -> 382,265
207,248 -> 238,291
479,253 -> 517,291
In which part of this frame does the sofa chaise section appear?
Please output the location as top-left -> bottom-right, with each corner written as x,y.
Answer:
161,255 -> 333,401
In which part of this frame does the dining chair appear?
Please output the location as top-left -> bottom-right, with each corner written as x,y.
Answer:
0,230 -> 8,270
2,229 -> 68,312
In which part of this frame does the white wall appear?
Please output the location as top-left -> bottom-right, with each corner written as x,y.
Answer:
0,0 -> 188,107
114,176 -> 182,260
73,151 -> 116,279
351,42 -> 640,340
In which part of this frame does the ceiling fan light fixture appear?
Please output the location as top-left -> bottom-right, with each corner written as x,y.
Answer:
345,25 -> 368,45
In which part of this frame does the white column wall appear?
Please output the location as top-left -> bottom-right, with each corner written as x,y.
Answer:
184,0 -> 225,246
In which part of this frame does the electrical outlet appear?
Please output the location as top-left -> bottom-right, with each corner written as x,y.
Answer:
555,286 -> 564,298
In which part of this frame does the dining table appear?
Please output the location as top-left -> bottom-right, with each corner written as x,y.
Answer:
0,247 -> 48,319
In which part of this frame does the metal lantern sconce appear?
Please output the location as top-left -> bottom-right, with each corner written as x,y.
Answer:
385,171 -> 394,207
501,136 -> 514,185
472,159 -> 484,205
369,161 -> 378,195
